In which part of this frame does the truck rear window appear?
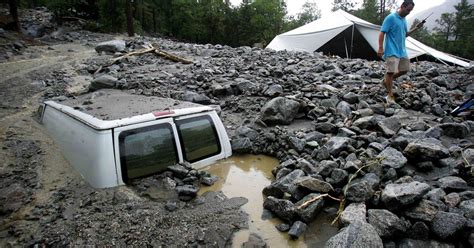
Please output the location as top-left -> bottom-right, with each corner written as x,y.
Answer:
176,115 -> 221,162
119,123 -> 178,180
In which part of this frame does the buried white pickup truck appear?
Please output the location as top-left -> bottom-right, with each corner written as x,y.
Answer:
38,89 -> 232,188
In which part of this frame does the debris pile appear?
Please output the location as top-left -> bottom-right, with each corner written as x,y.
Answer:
0,18 -> 472,246
81,37 -> 473,247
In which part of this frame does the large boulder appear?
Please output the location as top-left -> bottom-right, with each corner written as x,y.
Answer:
260,97 -> 299,125
263,84 -> 283,97
95,40 -> 126,53
353,116 -> 376,130
437,123 -> 470,138
263,196 -> 297,222
181,91 -> 211,104
90,75 -> 118,91
438,176 -> 468,192
368,209 -> 407,239
345,180 -> 374,202
381,182 -> 431,211
288,221 -> 307,240
396,238 -> 455,248
340,202 -> 367,227
176,185 -> 199,201
263,169 -> 305,198
403,138 -> 449,161
295,193 -> 325,222
377,147 -> 407,169
325,222 -> 383,248
459,199 -> 474,219
296,176 -> 334,193
431,211 -> 467,240
376,116 -> 401,137
324,136 -> 351,156
231,137 -> 252,153
242,233 -> 267,248
403,199 -> 440,222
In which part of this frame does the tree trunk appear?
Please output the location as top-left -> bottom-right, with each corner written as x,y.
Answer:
379,0 -> 385,21
141,0 -> 145,32
8,0 -> 20,31
126,0 -> 134,36
153,7 -> 156,33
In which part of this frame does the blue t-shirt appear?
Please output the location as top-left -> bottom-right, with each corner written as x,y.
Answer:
381,12 -> 408,58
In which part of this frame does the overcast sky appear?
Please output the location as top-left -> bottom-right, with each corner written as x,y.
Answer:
229,0 -> 446,17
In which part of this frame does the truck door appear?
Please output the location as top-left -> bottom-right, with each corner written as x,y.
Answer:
113,118 -> 182,184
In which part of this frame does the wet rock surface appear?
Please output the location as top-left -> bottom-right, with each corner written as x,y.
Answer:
1,7 -> 474,247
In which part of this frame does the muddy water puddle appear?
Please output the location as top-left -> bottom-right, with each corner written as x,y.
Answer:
199,154 -> 339,247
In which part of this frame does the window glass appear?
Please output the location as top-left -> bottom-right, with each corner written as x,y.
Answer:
176,116 -> 220,162
119,123 -> 177,180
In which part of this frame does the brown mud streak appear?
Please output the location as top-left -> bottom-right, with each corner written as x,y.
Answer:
0,44 -> 96,246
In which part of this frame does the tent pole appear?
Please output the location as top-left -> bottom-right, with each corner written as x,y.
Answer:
350,24 -> 355,59
344,37 -> 349,59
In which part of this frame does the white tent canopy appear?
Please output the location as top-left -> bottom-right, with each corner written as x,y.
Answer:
266,10 -> 471,67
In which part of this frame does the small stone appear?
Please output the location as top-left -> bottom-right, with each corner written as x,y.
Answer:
288,221 -> 307,239
275,223 -> 290,232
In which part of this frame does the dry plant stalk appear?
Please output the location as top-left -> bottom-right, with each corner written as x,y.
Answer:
460,149 -> 473,176
331,156 -> 385,225
297,193 -> 341,210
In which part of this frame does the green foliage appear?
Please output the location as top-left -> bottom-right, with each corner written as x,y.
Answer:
13,0 -> 473,60
98,0 -> 125,33
352,0 -> 394,24
285,1 -> 321,31
248,0 -> 287,45
353,0 -> 380,24
332,0 -> 356,12
296,1 -> 321,25
434,13 -> 456,44
40,0 -> 99,19
409,19 -> 435,46
412,0 -> 474,60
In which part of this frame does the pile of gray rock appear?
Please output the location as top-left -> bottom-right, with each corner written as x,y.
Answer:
54,37 -> 474,247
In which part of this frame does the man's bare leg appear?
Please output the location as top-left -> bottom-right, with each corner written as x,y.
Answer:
384,72 -> 395,99
393,71 -> 407,80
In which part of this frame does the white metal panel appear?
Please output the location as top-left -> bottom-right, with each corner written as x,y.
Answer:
42,106 -> 118,188
113,117 -> 182,184
44,101 -> 214,130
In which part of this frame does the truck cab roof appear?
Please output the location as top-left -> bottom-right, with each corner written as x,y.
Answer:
45,89 -> 215,130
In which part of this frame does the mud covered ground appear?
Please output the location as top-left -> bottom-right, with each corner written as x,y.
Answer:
1,9 -> 473,247
0,39 -> 250,247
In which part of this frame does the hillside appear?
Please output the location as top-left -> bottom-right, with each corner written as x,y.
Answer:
408,0 -> 474,31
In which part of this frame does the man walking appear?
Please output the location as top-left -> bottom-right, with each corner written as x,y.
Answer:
378,0 -> 423,104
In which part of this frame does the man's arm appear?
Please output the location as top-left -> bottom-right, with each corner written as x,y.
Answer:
406,22 -> 424,37
378,32 -> 385,58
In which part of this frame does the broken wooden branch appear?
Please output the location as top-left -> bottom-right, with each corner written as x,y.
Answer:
153,49 -> 193,64
111,44 -> 193,64
297,193 -> 341,210
111,47 -> 155,64
61,16 -> 87,23
94,44 -> 193,75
